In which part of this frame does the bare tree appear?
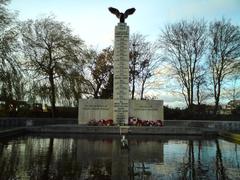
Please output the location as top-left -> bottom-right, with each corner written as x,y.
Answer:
225,65 -> 240,102
138,43 -> 159,100
195,73 -> 205,105
129,33 -> 159,99
57,47 -> 114,105
0,0 -> 22,100
0,0 -> 12,27
20,16 -> 85,117
129,34 -> 142,99
57,50 -> 88,106
208,19 -> 240,114
159,20 -> 207,108
194,66 -> 211,105
85,47 -> 113,98
58,68 -> 86,106
1,70 -> 26,100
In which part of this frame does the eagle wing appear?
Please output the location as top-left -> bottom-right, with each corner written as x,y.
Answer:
124,8 -> 136,19
108,7 -> 120,18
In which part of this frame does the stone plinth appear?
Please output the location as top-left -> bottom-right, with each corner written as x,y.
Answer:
78,99 -> 164,124
78,99 -> 113,124
113,23 -> 129,125
129,100 -> 164,121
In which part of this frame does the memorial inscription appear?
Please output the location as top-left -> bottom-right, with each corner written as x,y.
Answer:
113,23 -> 129,125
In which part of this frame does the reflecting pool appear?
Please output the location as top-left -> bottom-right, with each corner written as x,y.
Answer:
0,135 -> 239,179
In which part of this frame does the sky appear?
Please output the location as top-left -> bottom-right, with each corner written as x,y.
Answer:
9,0 -> 240,48
8,0 -> 240,107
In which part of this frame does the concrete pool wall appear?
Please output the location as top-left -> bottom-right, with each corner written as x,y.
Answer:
0,117 -> 239,131
0,118 -> 239,139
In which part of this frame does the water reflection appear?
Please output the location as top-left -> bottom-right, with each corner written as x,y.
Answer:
0,136 -> 239,179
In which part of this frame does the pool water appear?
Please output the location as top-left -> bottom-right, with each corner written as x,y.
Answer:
0,135 -> 239,179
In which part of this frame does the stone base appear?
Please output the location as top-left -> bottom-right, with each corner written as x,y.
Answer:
78,99 -> 164,125
78,99 -> 113,124
129,100 -> 164,121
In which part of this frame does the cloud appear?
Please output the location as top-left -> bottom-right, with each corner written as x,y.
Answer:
144,87 -> 186,108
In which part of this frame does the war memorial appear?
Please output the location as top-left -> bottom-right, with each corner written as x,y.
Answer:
78,7 -> 164,126
0,6 -> 240,180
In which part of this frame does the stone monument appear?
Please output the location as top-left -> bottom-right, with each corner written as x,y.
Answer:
113,23 -> 129,125
109,7 -> 135,125
78,7 -> 164,125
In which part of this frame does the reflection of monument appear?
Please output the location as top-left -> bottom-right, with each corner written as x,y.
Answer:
75,138 -> 164,179
78,8 -> 163,125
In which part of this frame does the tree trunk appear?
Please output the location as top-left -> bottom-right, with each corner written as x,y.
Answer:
94,83 -> 101,98
196,83 -> 200,105
49,71 -> 56,118
131,70 -> 135,100
214,91 -> 220,115
214,80 -> 221,115
140,78 -> 146,100
190,78 -> 194,107
187,88 -> 191,108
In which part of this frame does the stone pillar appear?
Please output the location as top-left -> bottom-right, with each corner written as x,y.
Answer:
113,23 -> 129,125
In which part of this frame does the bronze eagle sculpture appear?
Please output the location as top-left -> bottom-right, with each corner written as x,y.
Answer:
108,7 -> 136,23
